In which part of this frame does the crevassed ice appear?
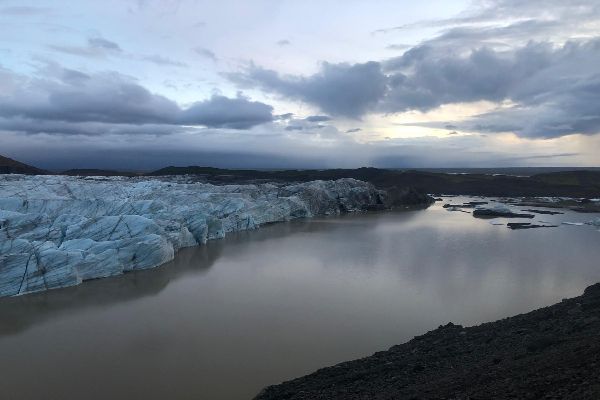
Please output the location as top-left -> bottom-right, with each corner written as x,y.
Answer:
0,175 -> 382,297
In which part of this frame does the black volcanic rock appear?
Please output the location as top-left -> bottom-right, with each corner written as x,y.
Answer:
473,207 -> 535,219
382,186 -> 435,208
522,209 -> 564,215
443,202 -> 487,209
507,222 -> 558,230
255,283 -> 600,400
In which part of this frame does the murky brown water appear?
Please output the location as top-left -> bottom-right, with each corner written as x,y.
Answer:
1,197 -> 599,400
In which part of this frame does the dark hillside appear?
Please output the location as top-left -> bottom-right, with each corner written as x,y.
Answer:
0,155 -> 47,175
149,166 -> 600,198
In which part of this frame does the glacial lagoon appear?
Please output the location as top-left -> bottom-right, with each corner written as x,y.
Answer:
1,197 -> 599,400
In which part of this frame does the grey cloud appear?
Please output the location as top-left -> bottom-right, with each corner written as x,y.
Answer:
231,61 -> 387,118
88,38 -> 122,52
2,122 -> 591,171
0,67 -> 274,134
193,47 -> 217,61
274,113 -> 294,120
284,124 -> 327,132
381,43 -> 546,111
495,152 -> 581,163
393,39 -> 600,138
141,54 -> 187,67
49,37 -> 122,58
180,95 -> 273,129
0,117 -> 188,136
233,36 -> 600,138
48,44 -> 102,58
49,38 -> 189,68
346,128 -> 362,133
408,19 -> 593,54
274,114 -> 340,134
60,68 -> 91,84
305,115 -> 331,122
277,39 -> 291,46
373,0 -> 600,35
0,72 -> 179,124
399,57 -> 600,139
448,0 -> 600,26
386,44 -> 412,51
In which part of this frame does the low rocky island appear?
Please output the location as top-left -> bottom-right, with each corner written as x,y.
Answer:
256,283 -> 600,400
0,174 -> 430,297
472,204 -> 535,219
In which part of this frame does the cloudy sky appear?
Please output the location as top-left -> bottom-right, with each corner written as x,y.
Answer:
1,0 -> 599,170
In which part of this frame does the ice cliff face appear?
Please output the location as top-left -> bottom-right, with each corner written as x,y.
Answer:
0,175 -> 383,297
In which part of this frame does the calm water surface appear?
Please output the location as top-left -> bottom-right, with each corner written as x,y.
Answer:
1,197 -> 599,400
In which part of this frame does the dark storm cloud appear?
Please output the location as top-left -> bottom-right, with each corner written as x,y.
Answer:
496,152 -> 580,163
230,61 -> 387,118
0,71 -> 179,124
390,39 -> 600,138
382,42 -> 549,111
0,118 -> 186,136
0,67 -> 274,134
180,95 -> 273,129
232,37 -> 600,138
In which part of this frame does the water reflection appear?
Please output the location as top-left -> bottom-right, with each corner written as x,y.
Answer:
0,237 -> 221,335
0,200 -> 599,400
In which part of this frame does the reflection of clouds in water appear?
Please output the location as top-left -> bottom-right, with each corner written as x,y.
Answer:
0,201 -> 599,399
2,201 -> 599,337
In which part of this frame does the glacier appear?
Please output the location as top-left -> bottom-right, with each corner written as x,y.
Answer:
0,175 -> 385,297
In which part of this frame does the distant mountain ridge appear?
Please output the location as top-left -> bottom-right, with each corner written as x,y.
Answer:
148,166 -> 600,198
1,154 -> 599,198
0,155 -> 47,175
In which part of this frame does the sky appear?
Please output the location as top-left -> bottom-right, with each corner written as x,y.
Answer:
0,0 -> 599,170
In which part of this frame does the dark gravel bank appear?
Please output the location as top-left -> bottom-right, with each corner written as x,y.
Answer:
255,283 -> 600,400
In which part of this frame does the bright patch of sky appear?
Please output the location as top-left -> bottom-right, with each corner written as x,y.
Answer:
0,0 -> 599,169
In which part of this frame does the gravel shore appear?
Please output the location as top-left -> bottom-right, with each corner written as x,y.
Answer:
256,283 -> 600,399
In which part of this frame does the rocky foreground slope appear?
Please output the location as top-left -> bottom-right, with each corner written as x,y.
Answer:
0,175 -> 392,297
256,283 -> 600,400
